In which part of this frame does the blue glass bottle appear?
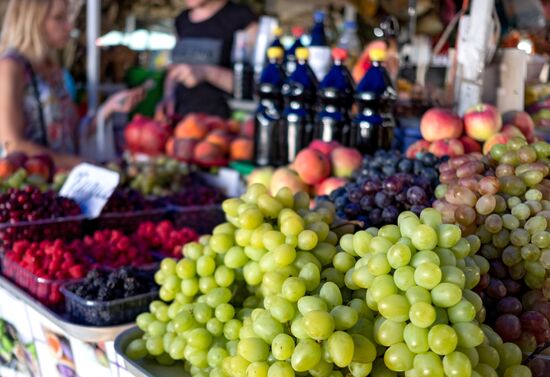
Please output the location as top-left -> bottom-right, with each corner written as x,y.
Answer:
351,48 -> 396,153
254,47 -> 286,166
310,11 -> 327,46
315,48 -> 355,144
280,47 -> 318,164
284,26 -> 304,76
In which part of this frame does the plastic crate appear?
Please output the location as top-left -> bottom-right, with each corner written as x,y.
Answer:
61,283 -> 158,326
0,215 -> 85,253
1,256 -> 76,308
170,205 -> 225,235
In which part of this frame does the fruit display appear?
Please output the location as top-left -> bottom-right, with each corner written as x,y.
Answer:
324,150 -> 442,227
167,113 -> 254,166
0,152 -> 55,187
124,185 -> 529,377
124,115 -> 171,156
407,105 -> 537,158
134,221 -> 199,258
247,140 -> 362,197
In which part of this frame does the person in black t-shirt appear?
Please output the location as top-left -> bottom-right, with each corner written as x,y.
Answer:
157,0 -> 257,120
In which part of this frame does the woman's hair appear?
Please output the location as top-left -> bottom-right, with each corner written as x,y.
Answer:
0,0 -> 53,63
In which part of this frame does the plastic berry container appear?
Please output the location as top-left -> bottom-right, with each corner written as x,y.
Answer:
91,207 -> 170,235
170,204 -> 225,235
61,283 -> 159,326
1,256 -> 76,308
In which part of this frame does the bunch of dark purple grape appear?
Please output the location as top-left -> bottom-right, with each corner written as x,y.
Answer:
322,150 -> 443,227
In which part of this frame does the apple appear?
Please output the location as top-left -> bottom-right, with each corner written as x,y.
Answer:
406,140 -> 430,159
501,125 -> 525,139
428,139 -> 464,158
483,133 -> 511,155
503,111 -> 535,142
464,103 -> 502,141
309,139 -> 341,157
315,177 -> 348,196
420,108 -> 463,141
459,135 -> 482,154
330,147 -> 363,178
293,148 -> 331,185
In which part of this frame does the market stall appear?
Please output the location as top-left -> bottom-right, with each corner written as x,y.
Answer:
0,0 -> 549,376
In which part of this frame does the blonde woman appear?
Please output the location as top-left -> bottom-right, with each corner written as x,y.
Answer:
0,0 -> 145,168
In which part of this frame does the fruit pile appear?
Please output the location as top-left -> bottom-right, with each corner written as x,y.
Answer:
166,113 -> 254,166
134,221 -> 199,258
0,152 -> 55,189
324,150 -> 442,227
407,105 -> 536,158
432,138 -> 550,374
68,267 -> 155,302
0,187 -> 82,247
124,185 -> 529,377
248,140 -> 363,198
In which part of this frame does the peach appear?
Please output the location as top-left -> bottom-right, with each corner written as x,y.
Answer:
293,148 -> 331,185
502,125 -> 525,139
0,159 -> 15,179
459,135 -> 482,154
230,137 -> 254,161
173,138 -> 199,162
330,147 -> 362,178
206,129 -> 232,154
315,177 -> 348,196
174,113 -> 210,139
406,140 -> 431,159
464,103 -> 502,141
248,167 -> 274,189
309,139 -> 341,157
483,133 -> 511,155
270,167 -> 307,195
420,108 -> 463,141
193,141 -> 225,163
503,111 -> 535,141
428,139 -> 464,158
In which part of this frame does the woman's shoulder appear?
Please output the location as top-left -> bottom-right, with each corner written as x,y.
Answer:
0,56 -> 26,78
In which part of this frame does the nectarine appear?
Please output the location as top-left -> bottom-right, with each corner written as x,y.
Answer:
316,177 -> 347,196
483,133 -> 511,155
174,113 -> 210,139
330,147 -> 362,178
464,104 -> 502,141
270,167 -> 307,195
428,139 -> 464,158
230,138 -> 254,161
406,140 -> 430,159
420,108 -> 463,141
293,148 -> 331,185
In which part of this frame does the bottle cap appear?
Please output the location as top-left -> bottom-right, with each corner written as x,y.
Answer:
332,47 -> 348,61
314,10 -> 325,23
292,26 -> 305,38
295,47 -> 309,60
267,47 -> 284,60
369,48 -> 387,62
273,26 -> 283,37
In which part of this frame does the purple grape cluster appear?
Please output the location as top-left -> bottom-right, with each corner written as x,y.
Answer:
321,150 -> 443,227
101,188 -> 154,214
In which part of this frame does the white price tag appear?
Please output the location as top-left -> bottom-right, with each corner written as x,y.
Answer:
59,163 -> 120,218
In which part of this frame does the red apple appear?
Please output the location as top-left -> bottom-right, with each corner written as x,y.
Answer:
503,111 -> 535,142
501,125 -> 525,139
428,139 -> 464,158
406,140 -> 430,159
420,108 -> 463,141
330,147 -> 362,178
459,135 -> 482,153
315,177 -> 348,196
309,139 -> 341,157
293,148 -> 331,185
464,103 -> 502,141
483,133 -> 511,155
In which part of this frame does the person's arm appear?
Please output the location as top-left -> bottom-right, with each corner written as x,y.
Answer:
0,59 -> 82,168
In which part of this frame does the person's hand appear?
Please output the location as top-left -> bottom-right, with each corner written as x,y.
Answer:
155,96 -> 176,122
103,87 -> 147,119
169,64 -> 209,88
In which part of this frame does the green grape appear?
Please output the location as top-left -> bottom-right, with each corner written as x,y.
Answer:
452,238 -> 471,259
145,336 -> 164,356
495,342 -> 522,371
453,322 -> 484,348
268,361 -> 295,377
437,224 -> 461,248
393,266 -> 415,291
229,355 -> 251,376
187,328 -> 213,349
370,236 -> 393,254
199,276 -> 218,294
333,252 -> 356,273
435,247 -> 456,267
511,203 -> 531,221
428,324 -> 457,355
240,208 -> 264,230
148,320 -> 167,337
224,319 -> 243,341
433,307 -> 450,325
378,225 -> 400,243
403,323 -> 429,353
298,263 -> 321,291
441,266 -> 466,288
312,243 -> 337,266
197,255 -> 216,277
173,311 -> 196,333
378,294 -> 410,322
210,233 -> 234,254
303,310 -> 335,340
238,338 -> 269,362
526,188 -> 543,201
406,286 -> 432,305
291,339 -> 322,372
409,302 -> 436,328
258,193 -> 283,218
370,275 -> 398,303
413,351 -> 444,377
215,303 -> 235,322
275,187 -> 294,208
476,345 -> 499,370
351,334 -> 376,363
374,318 -> 405,346
328,331 -> 354,367
223,198 -> 244,216
247,361 -> 269,377
348,362 -> 372,377
411,224 -> 438,251
307,222 -> 330,242
420,208 -> 443,228
269,296 -> 295,323
387,244 -> 412,269
431,283 -> 462,308
281,216 -> 304,237
272,244 -> 296,267
448,299 -> 476,323
353,231 -> 373,256
263,231 -> 286,252
414,262 -> 442,290
235,229 -> 253,247
435,184 -> 448,199
294,252 -> 322,270
214,266 -> 235,287
442,352 -> 472,376
525,215 -> 547,234
126,338 -> 148,360
331,305 -> 358,330
411,250 -> 440,268
502,214 -> 520,230
243,262 -> 263,285
298,230 -> 318,251
368,253 -> 392,276
281,277 -> 306,302
320,281 -> 342,308
206,318 -> 224,336
271,333 -> 294,361
352,266 -> 376,289
207,347 -> 228,368
521,244 -> 541,261
384,343 -> 414,372
503,365 -> 532,377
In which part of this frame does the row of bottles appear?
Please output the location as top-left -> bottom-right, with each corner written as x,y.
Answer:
253,45 -> 396,167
